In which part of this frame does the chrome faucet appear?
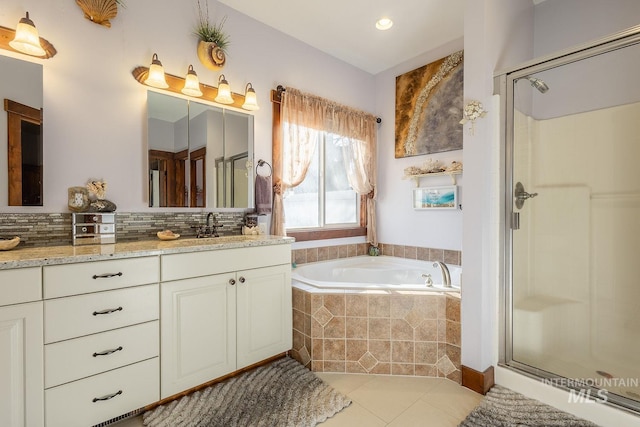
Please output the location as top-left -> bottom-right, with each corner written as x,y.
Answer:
421,273 -> 433,287
433,261 -> 452,288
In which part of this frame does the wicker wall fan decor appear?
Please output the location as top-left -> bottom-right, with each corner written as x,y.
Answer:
76,0 -> 121,28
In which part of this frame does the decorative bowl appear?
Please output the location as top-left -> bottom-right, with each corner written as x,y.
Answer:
157,230 -> 180,241
0,236 -> 20,251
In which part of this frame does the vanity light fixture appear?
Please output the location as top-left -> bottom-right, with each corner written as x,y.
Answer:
132,64 -> 249,110
214,74 -> 234,104
9,12 -> 45,56
181,65 -> 203,97
144,53 -> 169,89
0,11 -> 57,58
375,17 -> 393,31
241,83 -> 259,111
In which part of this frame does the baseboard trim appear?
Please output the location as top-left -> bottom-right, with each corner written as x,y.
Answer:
462,365 -> 495,395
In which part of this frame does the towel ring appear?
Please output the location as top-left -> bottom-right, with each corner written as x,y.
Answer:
256,159 -> 272,177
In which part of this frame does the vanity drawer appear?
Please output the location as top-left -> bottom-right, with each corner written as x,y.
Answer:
43,256 -> 159,298
161,245 -> 291,281
44,284 -> 159,343
0,267 -> 41,306
45,320 -> 159,388
45,357 -> 159,427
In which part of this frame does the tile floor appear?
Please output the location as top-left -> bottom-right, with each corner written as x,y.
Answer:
113,373 -> 482,427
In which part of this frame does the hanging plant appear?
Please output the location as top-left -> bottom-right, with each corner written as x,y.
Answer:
194,0 -> 230,70
76,0 -> 124,28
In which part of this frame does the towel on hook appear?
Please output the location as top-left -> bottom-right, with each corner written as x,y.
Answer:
255,175 -> 272,215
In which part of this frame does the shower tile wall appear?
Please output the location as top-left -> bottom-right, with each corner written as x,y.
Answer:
292,288 -> 462,383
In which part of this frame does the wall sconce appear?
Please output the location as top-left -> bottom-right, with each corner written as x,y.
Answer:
241,83 -> 259,111
144,53 -> 169,89
0,11 -> 57,58
181,65 -> 203,97
214,75 -> 234,105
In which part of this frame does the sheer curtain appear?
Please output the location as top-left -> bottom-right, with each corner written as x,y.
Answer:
333,108 -> 377,246
271,87 -> 378,246
271,88 -> 324,236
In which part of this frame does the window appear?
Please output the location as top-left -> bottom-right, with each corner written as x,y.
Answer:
270,86 -> 376,243
283,131 -> 359,229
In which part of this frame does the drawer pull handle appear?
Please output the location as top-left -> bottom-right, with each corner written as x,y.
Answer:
93,307 -> 123,316
93,346 -> 123,357
239,276 -> 246,283
92,272 -> 123,279
92,390 -> 122,403
229,278 -> 236,286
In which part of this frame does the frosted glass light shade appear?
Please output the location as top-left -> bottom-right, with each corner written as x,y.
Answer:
181,65 -> 203,97
144,54 -> 169,89
214,75 -> 234,104
242,83 -> 259,111
9,12 -> 46,57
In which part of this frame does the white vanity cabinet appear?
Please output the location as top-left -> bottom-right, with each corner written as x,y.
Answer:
0,268 -> 44,427
160,244 -> 292,399
42,257 -> 160,427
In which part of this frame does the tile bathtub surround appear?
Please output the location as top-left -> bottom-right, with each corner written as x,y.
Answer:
291,288 -> 462,383
292,243 -> 461,266
0,212 -> 247,247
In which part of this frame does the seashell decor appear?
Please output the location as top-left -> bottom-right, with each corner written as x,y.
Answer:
197,40 -> 226,71
76,0 -> 118,28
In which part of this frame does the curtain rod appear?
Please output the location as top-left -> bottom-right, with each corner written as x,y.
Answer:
276,85 -> 382,124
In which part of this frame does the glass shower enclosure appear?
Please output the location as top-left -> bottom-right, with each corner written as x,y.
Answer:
497,26 -> 640,413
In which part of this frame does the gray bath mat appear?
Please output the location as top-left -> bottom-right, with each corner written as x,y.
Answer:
143,357 -> 351,427
459,385 -> 599,426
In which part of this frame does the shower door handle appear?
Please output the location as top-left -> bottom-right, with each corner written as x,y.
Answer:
514,182 -> 538,209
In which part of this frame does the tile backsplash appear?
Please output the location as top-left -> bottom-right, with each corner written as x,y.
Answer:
0,212 -> 464,267
0,212 -> 247,247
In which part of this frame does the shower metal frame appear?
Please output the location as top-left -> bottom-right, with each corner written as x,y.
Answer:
494,24 -> 640,414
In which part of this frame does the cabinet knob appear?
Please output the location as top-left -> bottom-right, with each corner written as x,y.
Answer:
239,276 -> 246,283
229,278 -> 236,286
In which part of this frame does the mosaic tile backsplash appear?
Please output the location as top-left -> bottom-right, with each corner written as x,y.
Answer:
0,212 -> 247,247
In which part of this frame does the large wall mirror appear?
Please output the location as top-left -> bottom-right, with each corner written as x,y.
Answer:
1,55 -> 44,207
147,91 -> 254,208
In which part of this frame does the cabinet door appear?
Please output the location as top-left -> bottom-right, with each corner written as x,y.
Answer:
0,302 -> 44,427
236,264 -> 292,369
160,274 -> 236,399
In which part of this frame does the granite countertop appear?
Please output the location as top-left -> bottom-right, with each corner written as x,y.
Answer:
0,235 -> 295,270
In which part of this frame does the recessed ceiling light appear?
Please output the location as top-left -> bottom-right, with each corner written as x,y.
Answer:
375,17 -> 393,31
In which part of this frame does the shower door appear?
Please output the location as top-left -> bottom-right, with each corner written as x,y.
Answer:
503,31 -> 640,411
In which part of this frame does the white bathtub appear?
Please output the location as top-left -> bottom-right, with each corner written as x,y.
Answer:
291,255 -> 461,292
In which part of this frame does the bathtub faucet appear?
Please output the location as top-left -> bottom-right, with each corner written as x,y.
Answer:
433,262 -> 452,288
421,274 -> 433,287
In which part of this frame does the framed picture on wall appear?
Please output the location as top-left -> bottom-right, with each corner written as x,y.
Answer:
413,185 -> 457,210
